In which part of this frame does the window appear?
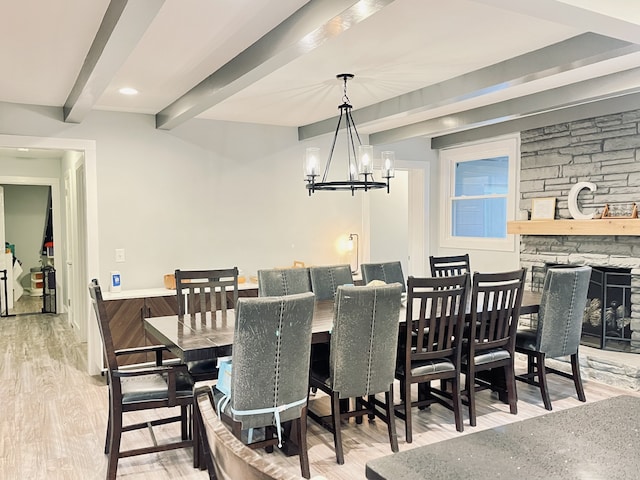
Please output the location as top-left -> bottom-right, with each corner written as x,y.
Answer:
440,137 -> 518,251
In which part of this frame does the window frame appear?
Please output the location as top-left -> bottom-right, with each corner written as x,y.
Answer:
439,136 -> 518,252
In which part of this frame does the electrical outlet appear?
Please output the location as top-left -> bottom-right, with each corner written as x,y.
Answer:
115,248 -> 125,263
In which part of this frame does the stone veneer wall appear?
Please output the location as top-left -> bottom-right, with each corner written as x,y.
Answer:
517,108 -> 640,390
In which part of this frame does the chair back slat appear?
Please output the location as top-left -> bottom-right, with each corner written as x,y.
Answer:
405,275 -> 469,364
175,268 -> 238,317
469,269 -> 526,354
429,254 -> 471,278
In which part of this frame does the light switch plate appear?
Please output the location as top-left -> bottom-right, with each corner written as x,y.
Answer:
115,248 -> 125,263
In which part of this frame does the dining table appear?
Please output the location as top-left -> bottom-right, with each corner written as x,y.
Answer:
144,290 -> 541,456
144,290 -> 541,365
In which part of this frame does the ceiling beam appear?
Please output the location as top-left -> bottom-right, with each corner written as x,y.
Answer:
371,65 -> 640,145
431,91 -> 640,150
473,0 -> 640,44
155,0 -> 396,130
63,0 -> 165,124
298,32 -> 640,140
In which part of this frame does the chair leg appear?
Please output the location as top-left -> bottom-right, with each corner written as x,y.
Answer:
466,366 -> 477,427
106,406 -> 122,480
385,387 -> 399,453
536,352 -> 552,411
368,394 -> 376,421
505,362 -> 518,415
104,389 -> 113,454
330,392 -> 345,465
404,376 -> 413,443
570,353 -> 587,402
355,397 -> 364,424
181,405 -> 189,440
297,409 -> 311,479
104,404 -> 112,454
452,375 -> 464,433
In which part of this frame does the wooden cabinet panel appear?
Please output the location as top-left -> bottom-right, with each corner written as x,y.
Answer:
145,295 -> 179,317
144,296 -> 180,361
102,298 -> 146,365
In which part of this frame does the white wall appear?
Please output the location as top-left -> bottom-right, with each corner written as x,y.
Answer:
0,105 -> 388,289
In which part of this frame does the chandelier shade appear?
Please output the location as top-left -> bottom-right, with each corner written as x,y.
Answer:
304,74 -> 394,196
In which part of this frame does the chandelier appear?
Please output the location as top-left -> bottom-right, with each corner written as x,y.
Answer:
304,74 -> 395,196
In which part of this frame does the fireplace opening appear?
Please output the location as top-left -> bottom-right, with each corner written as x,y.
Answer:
582,266 -> 632,352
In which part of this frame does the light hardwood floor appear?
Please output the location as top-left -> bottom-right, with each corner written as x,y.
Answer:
1,312 -> 635,480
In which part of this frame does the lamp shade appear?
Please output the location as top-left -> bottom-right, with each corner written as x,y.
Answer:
381,151 -> 395,178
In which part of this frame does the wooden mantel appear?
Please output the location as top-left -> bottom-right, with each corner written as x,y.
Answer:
507,219 -> 640,236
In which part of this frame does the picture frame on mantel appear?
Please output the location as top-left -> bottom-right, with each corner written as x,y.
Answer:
531,197 -> 556,220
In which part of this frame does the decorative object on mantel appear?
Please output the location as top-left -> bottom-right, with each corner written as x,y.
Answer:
304,73 -> 395,196
600,203 -> 638,219
568,181 -> 597,219
530,197 -> 556,220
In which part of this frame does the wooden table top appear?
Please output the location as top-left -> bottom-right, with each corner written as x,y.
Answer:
145,291 -> 541,363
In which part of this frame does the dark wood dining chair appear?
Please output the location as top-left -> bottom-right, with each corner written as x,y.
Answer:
395,274 -> 470,441
213,292 -> 316,479
309,264 -> 353,300
361,261 -> 406,292
89,280 -> 194,480
308,283 -> 403,464
429,254 -> 471,278
175,267 -> 238,381
463,268 -> 526,426
516,265 -> 591,410
257,267 -> 311,296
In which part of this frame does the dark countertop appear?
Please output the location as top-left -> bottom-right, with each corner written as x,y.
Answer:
366,395 -> 640,480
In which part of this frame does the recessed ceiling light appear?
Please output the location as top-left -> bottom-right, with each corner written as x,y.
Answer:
17,147 -> 29,152
118,87 -> 139,95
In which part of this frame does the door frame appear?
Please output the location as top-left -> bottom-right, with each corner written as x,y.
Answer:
0,134 -> 100,374
362,161 -> 429,277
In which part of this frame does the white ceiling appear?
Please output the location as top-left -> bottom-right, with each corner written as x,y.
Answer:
2,0 -> 640,144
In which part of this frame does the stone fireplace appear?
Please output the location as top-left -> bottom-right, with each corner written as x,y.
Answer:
514,108 -> 640,389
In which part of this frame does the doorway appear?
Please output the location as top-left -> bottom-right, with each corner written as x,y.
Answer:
1,184 -> 53,315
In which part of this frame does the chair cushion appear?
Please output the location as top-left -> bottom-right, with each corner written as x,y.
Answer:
410,358 -> 455,376
121,371 -> 193,403
471,349 -> 511,365
516,329 -> 537,351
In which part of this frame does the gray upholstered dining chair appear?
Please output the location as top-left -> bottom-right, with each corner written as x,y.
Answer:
361,261 -> 406,292
193,385 -> 316,480
463,268 -> 526,427
395,274 -> 470,440
214,292 -> 316,479
175,267 -> 239,381
257,267 -> 312,296
89,280 -> 194,480
516,265 -> 591,410
309,264 -> 353,300
429,254 -> 471,278
308,283 -> 403,464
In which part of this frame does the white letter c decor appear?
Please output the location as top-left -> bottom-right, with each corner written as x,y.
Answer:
568,182 -> 597,219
